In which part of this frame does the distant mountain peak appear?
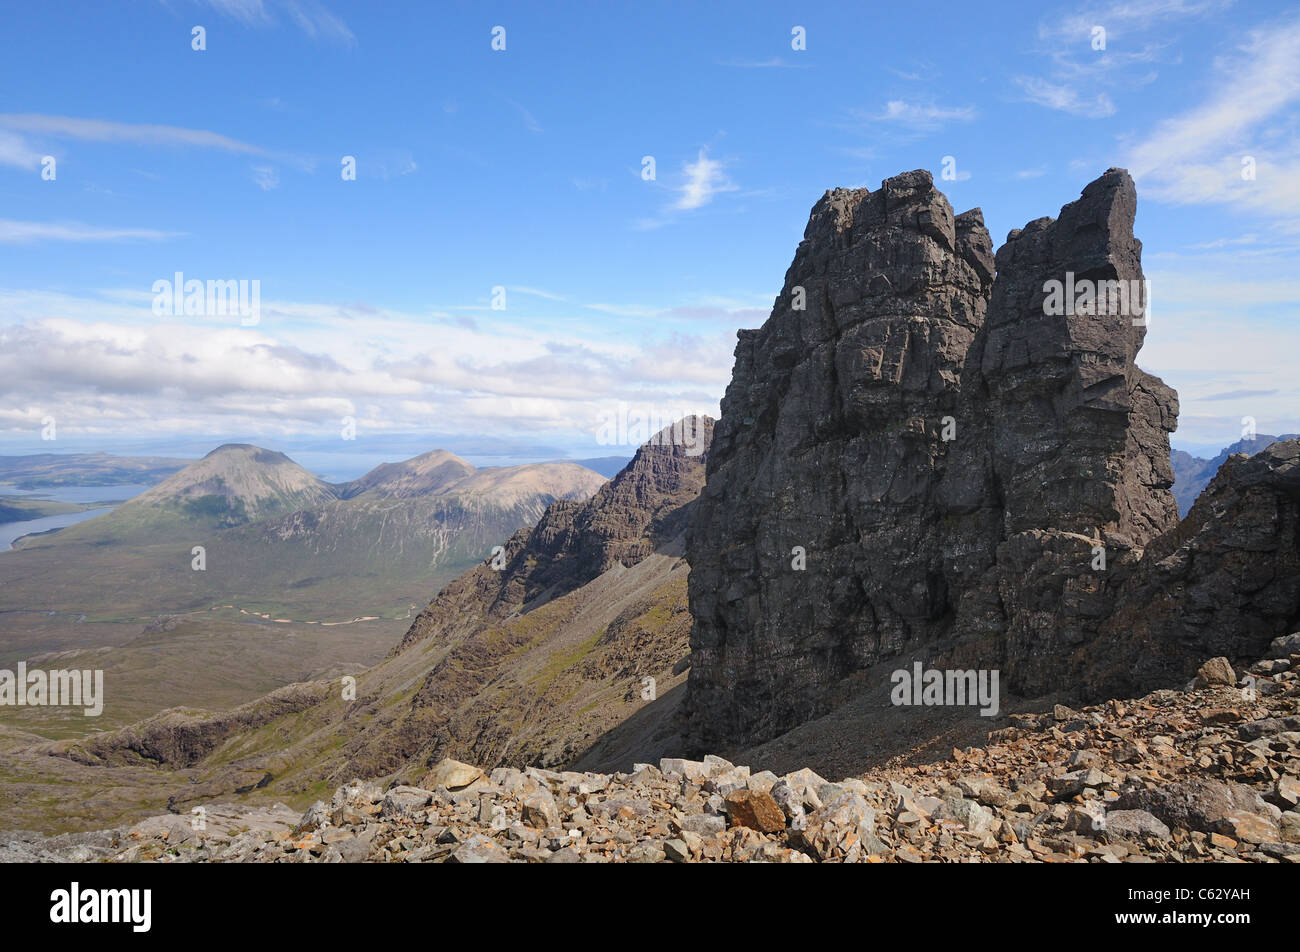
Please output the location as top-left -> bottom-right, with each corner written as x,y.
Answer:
124,444 -> 335,528
394,415 -> 713,654
341,449 -> 477,499
1171,433 -> 1298,515
203,443 -> 294,464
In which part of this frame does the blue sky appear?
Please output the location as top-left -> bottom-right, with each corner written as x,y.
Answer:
1,0 -> 1298,469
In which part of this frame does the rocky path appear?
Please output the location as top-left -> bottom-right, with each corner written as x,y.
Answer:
7,636 -> 1298,864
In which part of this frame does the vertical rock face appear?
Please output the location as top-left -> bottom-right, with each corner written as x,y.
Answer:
974,171 -> 1176,542
686,171 -> 1000,747
684,169 -> 1188,751
953,170 -> 1180,692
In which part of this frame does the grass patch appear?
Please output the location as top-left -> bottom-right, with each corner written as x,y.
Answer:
529,631 -> 604,697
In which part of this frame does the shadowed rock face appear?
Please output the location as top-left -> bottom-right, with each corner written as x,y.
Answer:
683,168 -> 1244,752
685,171 -> 1001,746
1085,440 -> 1300,696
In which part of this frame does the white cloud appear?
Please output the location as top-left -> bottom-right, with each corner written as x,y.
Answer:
717,58 -> 810,69
511,286 -> 567,302
1181,234 -> 1259,250
839,147 -> 876,161
0,290 -> 736,444
0,113 -> 318,174
346,150 -> 418,180
884,61 -> 940,82
504,99 -> 542,134
1041,0 -> 1232,43
192,0 -> 355,44
672,149 -> 737,211
0,114 -> 269,155
202,0 -> 272,26
283,0 -> 355,44
1126,17 -> 1300,223
0,220 -> 184,243
251,165 -> 280,190
1013,77 -> 1116,117
863,100 -> 977,130
1138,259 -> 1300,446
583,302 -> 660,318
1019,0 -> 1223,119
0,130 -> 43,170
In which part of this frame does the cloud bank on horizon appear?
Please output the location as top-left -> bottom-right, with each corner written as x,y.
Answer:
1,0 -> 1298,458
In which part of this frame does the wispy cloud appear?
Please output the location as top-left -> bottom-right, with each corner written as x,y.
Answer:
1013,77 -> 1116,117
1039,0 -> 1232,43
1202,389 -> 1277,402
839,146 -> 876,162
511,286 -> 567,302
251,165 -> 280,190
884,61 -> 940,82
1126,16 -> 1300,225
718,57 -> 810,69
504,98 -> 542,134
283,0 -> 355,44
854,100 -> 976,132
1184,234 -> 1259,250
0,113 -> 266,155
1020,0 -> 1225,117
0,220 -> 184,243
351,149 -> 418,179
191,0 -> 355,45
506,286 -> 667,318
672,149 -> 737,211
582,302 -> 660,318
200,0 -> 272,27
0,113 -> 316,172
0,129 -> 43,170
1138,255 -> 1300,445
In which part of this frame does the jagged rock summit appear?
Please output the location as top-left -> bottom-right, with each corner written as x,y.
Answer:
684,168 -> 1298,752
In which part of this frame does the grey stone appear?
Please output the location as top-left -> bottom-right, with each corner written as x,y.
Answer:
1102,809 -> 1171,841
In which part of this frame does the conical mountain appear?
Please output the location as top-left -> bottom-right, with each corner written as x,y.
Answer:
132,443 -> 335,522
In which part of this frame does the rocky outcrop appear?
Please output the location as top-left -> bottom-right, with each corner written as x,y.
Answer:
53,682 -> 332,769
686,172 -> 1003,747
1086,441 -> 1300,696
684,168 -> 1298,753
1171,433 -> 1299,516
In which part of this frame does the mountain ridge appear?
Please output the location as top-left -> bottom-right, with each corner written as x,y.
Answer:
1171,433 -> 1299,516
